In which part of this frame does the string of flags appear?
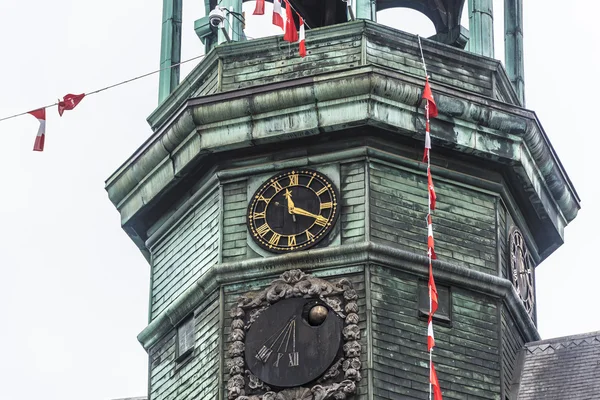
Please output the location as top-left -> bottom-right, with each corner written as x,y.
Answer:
419,36 -> 443,400
0,54 -> 206,152
253,0 -> 306,57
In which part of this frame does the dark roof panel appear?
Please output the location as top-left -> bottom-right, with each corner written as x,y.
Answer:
518,330 -> 600,399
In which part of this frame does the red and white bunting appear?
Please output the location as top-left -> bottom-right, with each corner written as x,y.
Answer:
428,262 -> 438,317
283,0 -> 298,42
430,361 -> 443,400
427,214 -> 437,260
420,68 -> 442,400
253,0 -> 265,15
272,0 -> 285,29
427,316 -> 435,351
428,167 -> 436,210
299,17 -> 306,57
28,108 -> 46,152
58,93 -> 85,116
422,77 -> 438,118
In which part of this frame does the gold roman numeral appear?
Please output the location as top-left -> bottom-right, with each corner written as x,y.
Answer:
258,195 -> 270,203
253,211 -> 266,219
307,172 -> 316,187
256,223 -> 270,237
320,202 -> 333,210
269,232 -> 281,246
271,181 -> 283,192
306,230 -> 315,241
289,173 -> 299,186
314,215 -> 328,226
315,186 -> 328,196
288,235 -> 297,247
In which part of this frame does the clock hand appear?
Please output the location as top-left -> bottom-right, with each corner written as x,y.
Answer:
289,206 -> 319,219
283,189 -> 297,222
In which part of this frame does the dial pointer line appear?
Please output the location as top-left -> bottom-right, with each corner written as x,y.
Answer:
258,316 -> 294,356
276,319 -> 294,353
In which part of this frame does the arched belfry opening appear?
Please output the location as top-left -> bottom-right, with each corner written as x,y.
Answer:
376,7 -> 436,38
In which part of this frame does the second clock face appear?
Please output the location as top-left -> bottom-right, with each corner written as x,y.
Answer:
247,170 -> 339,253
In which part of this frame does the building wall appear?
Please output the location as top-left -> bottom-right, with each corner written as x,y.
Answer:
148,290 -> 220,400
370,264 -> 501,400
501,307 -> 526,399
369,161 -> 498,274
150,188 -> 220,320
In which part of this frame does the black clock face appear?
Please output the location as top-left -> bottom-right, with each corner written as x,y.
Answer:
244,297 -> 343,388
247,170 -> 339,253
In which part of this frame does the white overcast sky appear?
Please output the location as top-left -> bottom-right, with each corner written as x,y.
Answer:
0,1 -> 598,400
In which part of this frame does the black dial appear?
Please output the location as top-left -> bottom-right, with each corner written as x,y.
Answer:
247,170 -> 339,253
244,297 -> 343,388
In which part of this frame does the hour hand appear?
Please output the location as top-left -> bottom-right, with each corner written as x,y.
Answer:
290,207 -> 319,219
283,189 -> 297,222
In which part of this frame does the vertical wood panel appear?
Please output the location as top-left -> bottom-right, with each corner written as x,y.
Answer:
149,291 -> 220,400
341,161 -> 366,244
369,161 -> 497,274
222,180 -> 248,262
151,189 -> 220,319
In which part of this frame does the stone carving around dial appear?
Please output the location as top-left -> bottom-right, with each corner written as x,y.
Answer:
226,270 -> 361,400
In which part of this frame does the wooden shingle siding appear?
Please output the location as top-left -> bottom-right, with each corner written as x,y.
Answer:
151,189 -> 220,319
499,202 -> 508,279
191,66 -> 219,97
501,308 -> 524,397
222,181 -> 248,262
149,291 -> 220,400
341,161 -> 366,243
364,33 -> 493,97
370,265 -> 501,400
369,162 -> 497,274
220,35 -> 363,92
222,268 -> 368,398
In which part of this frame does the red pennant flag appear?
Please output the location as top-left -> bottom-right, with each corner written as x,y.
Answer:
299,17 -> 306,57
427,315 -> 435,351
422,77 -> 438,118
283,1 -> 298,43
253,0 -> 265,15
272,0 -> 284,29
28,108 -> 46,152
428,167 -> 436,210
427,214 -> 437,260
429,261 -> 439,316
430,361 -> 443,400
58,93 -> 85,116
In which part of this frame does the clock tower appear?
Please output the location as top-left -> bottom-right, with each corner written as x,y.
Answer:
106,1 -> 579,399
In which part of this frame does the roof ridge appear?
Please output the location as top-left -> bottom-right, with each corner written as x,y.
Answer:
525,330 -> 600,352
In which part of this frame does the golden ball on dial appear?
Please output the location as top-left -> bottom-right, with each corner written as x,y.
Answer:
308,305 -> 328,326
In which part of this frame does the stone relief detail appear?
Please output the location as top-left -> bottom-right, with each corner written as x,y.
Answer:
226,269 -> 361,400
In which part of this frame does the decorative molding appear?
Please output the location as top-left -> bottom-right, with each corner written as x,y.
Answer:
226,270 -> 361,400
137,242 -> 540,352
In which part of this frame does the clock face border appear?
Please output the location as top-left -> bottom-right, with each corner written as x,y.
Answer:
246,169 -> 340,253
509,227 -> 535,317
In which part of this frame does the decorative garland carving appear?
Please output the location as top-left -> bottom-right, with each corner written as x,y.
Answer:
226,270 -> 361,400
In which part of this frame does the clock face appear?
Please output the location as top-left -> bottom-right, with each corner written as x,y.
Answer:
244,297 -> 343,388
247,170 -> 339,253
510,228 -> 535,316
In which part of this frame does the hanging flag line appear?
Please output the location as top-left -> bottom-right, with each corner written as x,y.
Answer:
253,0 -> 308,57
418,35 -> 443,400
0,53 -> 207,151
0,54 -> 207,124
